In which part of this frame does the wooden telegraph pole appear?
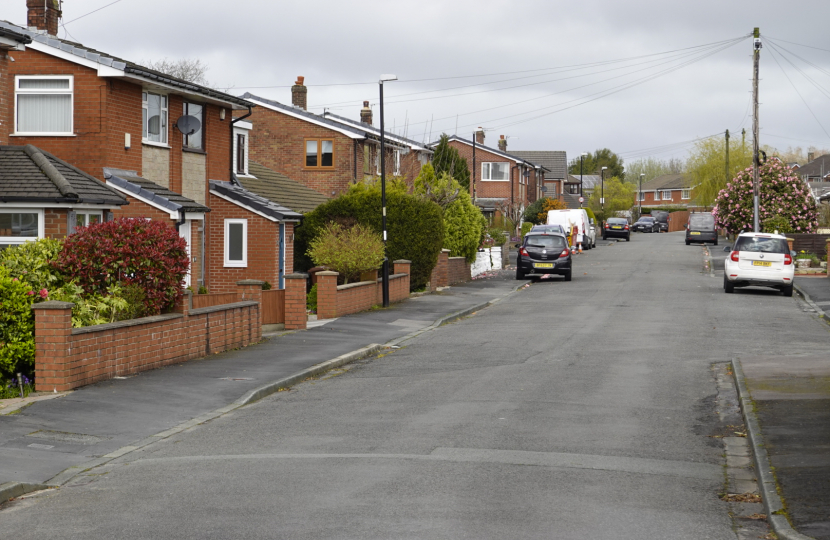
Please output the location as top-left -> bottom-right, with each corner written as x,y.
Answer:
752,27 -> 761,232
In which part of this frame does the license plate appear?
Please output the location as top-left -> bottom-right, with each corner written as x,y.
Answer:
612,226 -> 621,229
690,232 -> 701,235
752,261 -> 772,267
534,263 -> 554,268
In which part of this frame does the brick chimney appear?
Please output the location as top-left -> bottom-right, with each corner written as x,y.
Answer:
475,129 -> 485,145
808,152 -> 815,162
360,101 -> 372,125
291,76 -> 307,110
498,135 -> 507,152
27,0 -> 62,36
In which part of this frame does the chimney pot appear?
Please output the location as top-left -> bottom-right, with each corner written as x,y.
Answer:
27,0 -> 61,36
498,134 -> 507,152
291,76 -> 308,111
360,101 -> 373,126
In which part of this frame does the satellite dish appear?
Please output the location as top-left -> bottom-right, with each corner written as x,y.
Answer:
176,115 -> 201,136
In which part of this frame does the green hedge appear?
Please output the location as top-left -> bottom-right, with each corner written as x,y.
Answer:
295,188 -> 444,291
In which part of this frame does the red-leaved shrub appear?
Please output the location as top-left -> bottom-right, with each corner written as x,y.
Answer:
53,218 -> 189,315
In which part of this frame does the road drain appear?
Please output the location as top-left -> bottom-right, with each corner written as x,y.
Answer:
27,430 -> 109,445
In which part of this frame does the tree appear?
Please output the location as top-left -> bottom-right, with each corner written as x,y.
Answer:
307,223 -> 384,284
432,134 -> 471,191
142,58 -> 210,85
713,161 -> 819,234
568,148 -> 625,181
762,144 -> 830,165
413,163 -> 460,210
587,177 -> 635,221
625,157 -> 684,184
687,136 -> 752,209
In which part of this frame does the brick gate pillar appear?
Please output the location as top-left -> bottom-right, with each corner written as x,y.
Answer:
316,271 -> 339,319
32,301 -> 74,392
284,273 -> 308,330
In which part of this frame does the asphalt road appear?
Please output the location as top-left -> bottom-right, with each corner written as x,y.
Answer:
3,232 -> 829,539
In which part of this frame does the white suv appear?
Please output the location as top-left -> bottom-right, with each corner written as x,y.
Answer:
723,232 -> 794,296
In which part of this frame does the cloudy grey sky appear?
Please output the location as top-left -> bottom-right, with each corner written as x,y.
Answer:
9,0 -> 830,166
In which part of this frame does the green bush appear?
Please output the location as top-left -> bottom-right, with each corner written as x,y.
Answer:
307,284 -> 318,312
50,282 -> 130,328
295,185 -> 444,291
521,222 -> 533,238
0,238 -> 64,293
762,215 -> 793,234
307,222 -> 384,284
0,266 -> 36,381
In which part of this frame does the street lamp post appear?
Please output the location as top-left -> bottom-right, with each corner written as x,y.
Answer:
580,152 -> 587,207
379,74 -> 397,308
601,166 -> 608,211
639,173 -> 644,215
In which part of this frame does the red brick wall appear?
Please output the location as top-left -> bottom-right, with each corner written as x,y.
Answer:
0,53 -> 10,146
285,222 -> 295,273
204,103 -> 231,186
448,257 -> 471,285
105,79 -> 143,176
33,285 -> 262,392
316,267 -> 409,319
450,141 -> 528,204
44,208 -> 68,238
206,192 -> 279,293
429,250 -> 449,290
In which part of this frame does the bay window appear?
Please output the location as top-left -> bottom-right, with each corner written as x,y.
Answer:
15,76 -> 73,135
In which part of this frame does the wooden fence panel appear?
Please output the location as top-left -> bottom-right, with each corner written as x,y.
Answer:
790,233 -> 830,258
192,292 -> 239,310
262,289 -> 285,325
666,211 -> 690,232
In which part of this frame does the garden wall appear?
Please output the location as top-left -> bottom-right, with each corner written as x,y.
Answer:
316,261 -> 410,319
34,281 -> 265,392
448,257 -> 472,284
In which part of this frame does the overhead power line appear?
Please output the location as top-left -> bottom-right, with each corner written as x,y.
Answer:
62,0 -> 127,26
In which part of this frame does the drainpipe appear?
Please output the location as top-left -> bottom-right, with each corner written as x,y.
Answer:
175,209 -> 186,231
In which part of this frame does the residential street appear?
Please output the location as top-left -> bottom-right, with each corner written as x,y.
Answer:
2,232 -> 829,539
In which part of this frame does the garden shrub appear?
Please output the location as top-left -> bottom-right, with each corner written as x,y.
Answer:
307,223 -> 385,284
307,284 -> 317,312
53,218 -> 189,315
761,215 -> 793,234
520,222 -> 533,238
0,266 -> 36,382
443,192 -> 486,262
295,185 -> 444,291
0,238 -> 64,293
49,282 -> 130,328
714,162 -> 819,234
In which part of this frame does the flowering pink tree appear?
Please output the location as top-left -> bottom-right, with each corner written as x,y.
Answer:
713,161 -> 818,234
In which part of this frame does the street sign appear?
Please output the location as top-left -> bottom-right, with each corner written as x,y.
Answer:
578,197 -> 584,203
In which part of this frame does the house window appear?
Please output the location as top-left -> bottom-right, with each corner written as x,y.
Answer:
568,184 -> 580,194
0,210 -> 43,249
394,149 -> 401,176
638,191 -> 645,202
681,189 -> 691,200
224,219 -> 247,267
15,76 -> 73,135
142,92 -> 168,144
661,190 -> 672,201
375,147 -> 381,175
182,102 -> 203,150
75,212 -> 102,228
482,162 -> 509,181
305,139 -> 334,168
236,133 -> 247,174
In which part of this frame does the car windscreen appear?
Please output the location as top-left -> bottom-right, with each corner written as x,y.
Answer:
734,237 -> 789,254
525,235 -> 566,249
651,211 -> 668,222
607,218 -> 627,225
637,217 -> 654,222
531,225 -> 563,233
689,214 -> 715,229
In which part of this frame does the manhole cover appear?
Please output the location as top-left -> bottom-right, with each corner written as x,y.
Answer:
27,430 -> 109,445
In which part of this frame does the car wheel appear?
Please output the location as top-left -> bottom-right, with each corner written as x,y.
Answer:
714,239 -> 719,246
516,266 -> 526,280
563,270 -> 572,282
625,235 -> 630,242
602,235 -> 607,240
723,274 -> 734,294
685,239 -> 690,245
782,284 -> 794,297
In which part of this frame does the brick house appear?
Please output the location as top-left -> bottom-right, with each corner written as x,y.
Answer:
511,150 -> 566,201
0,144 -> 127,249
638,174 -> 697,208
0,6 -> 260,293
433,133 -> 544,222
239,79 -> 432,198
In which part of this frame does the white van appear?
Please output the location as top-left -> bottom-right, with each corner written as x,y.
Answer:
546,209 -> 596,249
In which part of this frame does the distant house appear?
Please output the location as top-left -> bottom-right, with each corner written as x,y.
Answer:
798,154 -> 830,182
239,81 -> 432,199
510,150 -> 566,199
638,174 -> 698,208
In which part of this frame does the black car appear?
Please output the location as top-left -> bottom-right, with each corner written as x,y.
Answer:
632,216 -> 659,233
651,210 -> 669,233
602,217 -> 630,241
685,212 -> 718,245
515,233 -> 572,281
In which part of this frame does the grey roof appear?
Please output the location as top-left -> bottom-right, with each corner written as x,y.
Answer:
568,174 -> 601,190
0,20 -> 252,109
0,24 -> 31,45
641,174 -> 691,191
210,180 -> 301,222
322,112 -> 433,152
431,135 -> 539,167
242,93 -> 367,138
561,193 -> 581,209
240,162 -> 330,214
798,154 -> 830,179
511,151 -> 567,179
0,145 -> 126,205
103,168 -> 208,213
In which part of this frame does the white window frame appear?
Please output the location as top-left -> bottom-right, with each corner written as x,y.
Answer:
142,91 -> 169,145
75,211 -> 103,228
182,101 -> 204,150
224,218 -> 247,267
681,189 -> 691,200
393,149 -> 401,176
481,162 -> 510,182
0,208 -> 45,246
234,131 -> 249,176
661,190 -> 672,201
14,75 -> 74,136
375,148 -> 381,175
637,191 -> 645,202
